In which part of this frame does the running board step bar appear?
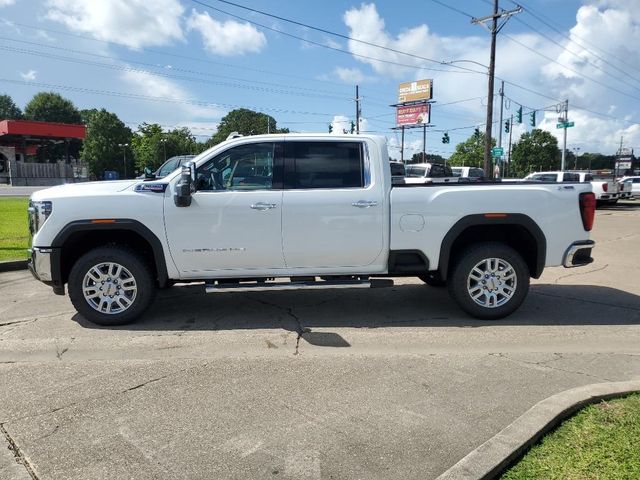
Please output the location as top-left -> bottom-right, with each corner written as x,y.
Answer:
205,278 -> 394,294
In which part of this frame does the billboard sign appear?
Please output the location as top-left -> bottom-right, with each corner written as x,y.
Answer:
398,79 -> 433,103
616,161 -> 632,170
396,104 -> 431,127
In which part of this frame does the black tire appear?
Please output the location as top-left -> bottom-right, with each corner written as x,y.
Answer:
418,272 -> 447,287
448,242 -> 529,320
68,246 -> 156,326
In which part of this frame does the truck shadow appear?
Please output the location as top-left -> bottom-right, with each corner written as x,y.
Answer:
73,283 -> 640,335
598,200 -> 640,211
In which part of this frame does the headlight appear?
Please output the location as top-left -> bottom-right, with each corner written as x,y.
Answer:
28,200 -> 53,237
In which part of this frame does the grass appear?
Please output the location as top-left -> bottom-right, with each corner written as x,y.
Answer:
502,393 -> 640,480
0,197 -> 30,261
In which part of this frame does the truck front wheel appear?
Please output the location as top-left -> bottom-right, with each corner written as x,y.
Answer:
68,246 -> 156,326
448,242 -> 529,320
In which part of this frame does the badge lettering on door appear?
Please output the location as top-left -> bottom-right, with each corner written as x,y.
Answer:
182,247 -> 247,253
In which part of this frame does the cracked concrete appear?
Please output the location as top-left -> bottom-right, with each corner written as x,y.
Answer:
0,203 -> 638,479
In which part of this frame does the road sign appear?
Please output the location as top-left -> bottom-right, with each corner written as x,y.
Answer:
556,121 -> 575,129
491,147 -> 504,157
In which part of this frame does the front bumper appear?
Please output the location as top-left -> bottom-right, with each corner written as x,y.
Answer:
28,247 -> 64,295
562,240 -> 595,268
28,247 -> 53,281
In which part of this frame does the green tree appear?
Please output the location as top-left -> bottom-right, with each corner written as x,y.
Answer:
0,94 -> 22,119
23,92 -> 83,162
24,92 -> 82,124
448,130 -> 494,168
207,108 -> 289,146
81,109 -> 133,179
510,129 -> 561,177
409,153 -> 446,164
131,124 -> 198,171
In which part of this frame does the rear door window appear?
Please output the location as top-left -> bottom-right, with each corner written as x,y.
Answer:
284,141 -> 364,189
563,172 -> 579,182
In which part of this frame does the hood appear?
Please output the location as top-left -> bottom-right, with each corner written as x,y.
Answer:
30,180 -> 145,201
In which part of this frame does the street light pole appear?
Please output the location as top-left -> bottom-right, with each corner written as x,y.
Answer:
118,143 -> 129,179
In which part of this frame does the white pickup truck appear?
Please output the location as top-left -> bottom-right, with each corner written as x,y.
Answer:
524,171 -> 618,205
28,134 -> 596,325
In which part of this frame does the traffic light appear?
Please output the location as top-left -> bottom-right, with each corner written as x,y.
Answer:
328,124 -> 333,133
530,111 -> 536,127
504,121 -> 510,133
350,121 -> 355,134
516,106 -> 523,123
441,132 -> 450,144
474,128 -> 480,138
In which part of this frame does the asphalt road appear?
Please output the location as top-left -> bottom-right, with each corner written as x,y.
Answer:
1,202 -> 639,480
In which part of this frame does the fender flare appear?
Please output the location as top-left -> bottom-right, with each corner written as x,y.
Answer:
50,219 -> 169,288
438,213 -> 547,279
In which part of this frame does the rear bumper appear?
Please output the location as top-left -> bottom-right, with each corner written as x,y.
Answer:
562,240 -> 595,268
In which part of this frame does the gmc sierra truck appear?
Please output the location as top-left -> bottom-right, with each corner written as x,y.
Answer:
28,134 -> 596,325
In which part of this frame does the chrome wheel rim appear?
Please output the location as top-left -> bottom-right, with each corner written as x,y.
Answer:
82,262 -> 137,315
467,257 -> 517,308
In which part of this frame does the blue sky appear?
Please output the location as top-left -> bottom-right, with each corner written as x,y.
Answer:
1,0 -> 638,159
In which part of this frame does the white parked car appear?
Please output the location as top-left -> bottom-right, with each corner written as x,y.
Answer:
404,162 -> 458,184
28,134 -> 596,325
451,166 -> 487,182
524,171 -> 618,206
619,176 -> 640,199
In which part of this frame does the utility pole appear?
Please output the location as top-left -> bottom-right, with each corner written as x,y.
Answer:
498,81 -> 505,150
118,143 -> 129,179
560,99 -> 569,171
472,1 -> 522,177
400,126 -> 405,163
422,124 -> 426,162
507,115 -> 513,178
355,85 -> 361,134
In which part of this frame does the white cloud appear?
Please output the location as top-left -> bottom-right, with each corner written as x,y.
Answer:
187,9 -> 266,56
0,0 -> 16,7
20,69 -> 37,81
334,67 -> 365,84
120,70 -> 225,121
45,0 -> 184,49
330,115 -> 353,134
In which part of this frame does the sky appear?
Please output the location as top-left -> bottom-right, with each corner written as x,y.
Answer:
0,0 -> 639,160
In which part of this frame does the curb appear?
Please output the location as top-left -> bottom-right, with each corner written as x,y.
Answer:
0,260 -> 28,272
435,380 -> 640,480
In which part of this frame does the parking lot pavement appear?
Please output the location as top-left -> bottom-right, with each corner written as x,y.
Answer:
1,202 -> 639,480
0,186 -> 47,197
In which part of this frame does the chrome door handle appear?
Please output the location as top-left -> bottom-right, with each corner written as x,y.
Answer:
250,202 -> 277,211
352,200 -> 378,208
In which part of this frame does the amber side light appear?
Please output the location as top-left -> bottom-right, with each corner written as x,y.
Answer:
90,219 -> 116,224
484,213 -> 507,218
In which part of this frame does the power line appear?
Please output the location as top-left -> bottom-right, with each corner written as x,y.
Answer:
188,0 -> 482,75
506,0 -> 640,77
0,45 -> 353,102
503,33 -> 640,103
0,78 -> 336,117
0,19 -> 357,92
510,17 -> 640,94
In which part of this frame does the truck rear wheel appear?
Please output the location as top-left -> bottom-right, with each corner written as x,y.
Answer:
448,242 -> 529,320
68,246 -> 156,326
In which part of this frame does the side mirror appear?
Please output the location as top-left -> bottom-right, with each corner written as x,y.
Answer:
174,161 -> 196,207
144,167 -> 156,179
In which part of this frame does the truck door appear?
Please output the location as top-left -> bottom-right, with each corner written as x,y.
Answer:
164,142 -> 286,276
281,140 -> 385,269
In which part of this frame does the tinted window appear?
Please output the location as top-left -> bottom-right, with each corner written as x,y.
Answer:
405,166 -> 427,177
529,173 -> 558,182
563,172 -> 579,182
585,174 -> 594,181
157,157 -> 180,177
390,162 -> 405,177
469,168 -> 484,178
451,168 -> 462,177
196,143 -> 277,191
430,164 -> 446,177
634,178 -> 640,183
285,142 -> 363,189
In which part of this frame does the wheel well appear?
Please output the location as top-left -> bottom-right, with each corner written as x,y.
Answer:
443,224 -> 541,280
60,229 -> 159,285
